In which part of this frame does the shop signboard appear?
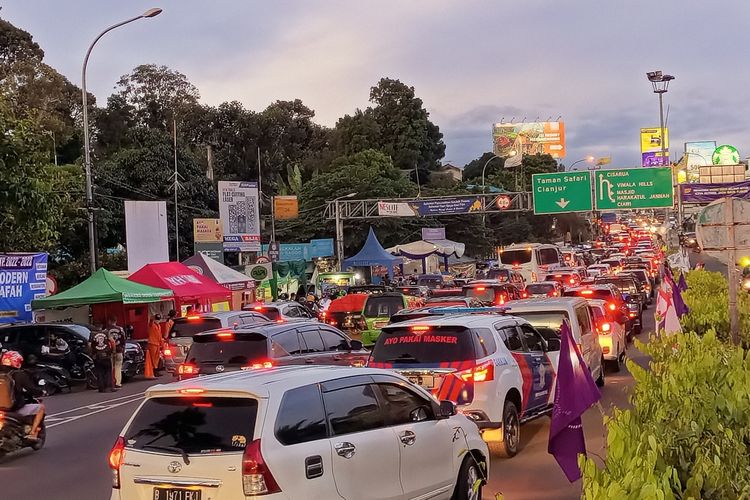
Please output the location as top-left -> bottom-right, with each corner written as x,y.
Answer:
0,253 -> 47,323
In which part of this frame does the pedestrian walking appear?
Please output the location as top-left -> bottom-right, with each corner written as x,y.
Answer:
161,309 -> 176,341
144,314 -> 162,380
90,328 -> 116,392
107,315 -> 126,389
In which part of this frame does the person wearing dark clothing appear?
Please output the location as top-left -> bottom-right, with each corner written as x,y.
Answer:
0,351 -> 45,438
90,329 -> 116,392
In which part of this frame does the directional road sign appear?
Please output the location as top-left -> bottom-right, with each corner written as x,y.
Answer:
532,171 -> 592,214
594,167 -> 673,211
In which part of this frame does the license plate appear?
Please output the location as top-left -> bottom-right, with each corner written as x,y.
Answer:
408,375 -> 435,389
373,321 -> 388,329
153,488 -> 202,500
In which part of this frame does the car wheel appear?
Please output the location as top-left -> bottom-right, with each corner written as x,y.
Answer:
451,455 -> 483,500
488,400 -> 520,458
596,359 -> 605,387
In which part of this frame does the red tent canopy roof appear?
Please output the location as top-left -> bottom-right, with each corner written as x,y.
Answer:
128,262 -> 231,299
327,293 -> 368,314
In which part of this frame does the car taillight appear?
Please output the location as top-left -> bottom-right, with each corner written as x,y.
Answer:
521,290 -> 529,298
607,302 -> 617,311
177,364 -> 200,376
243,439 -> 281,495
629,312 -> 637,318
162,347 -> 173,357
246,360 -> 274,370
496,295 -> 507,305
600,322 -> 611,333
109,436 -> 126,489
458,360 -> 495,382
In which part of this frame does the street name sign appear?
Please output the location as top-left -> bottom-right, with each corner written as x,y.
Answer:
594,167 -> 673,211
532,171 -> 592,214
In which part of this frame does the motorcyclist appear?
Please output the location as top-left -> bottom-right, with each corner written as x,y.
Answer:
0,351 -> 45,440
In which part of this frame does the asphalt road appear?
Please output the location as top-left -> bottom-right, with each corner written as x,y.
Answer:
0,314 -> 656,500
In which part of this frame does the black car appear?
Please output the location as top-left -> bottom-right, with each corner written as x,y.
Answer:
0,323 -> 145,381
177,321 -> 369,380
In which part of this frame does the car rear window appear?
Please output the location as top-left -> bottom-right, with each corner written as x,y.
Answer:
538,248 -> 561,265
124,397 -> 258,454
527,283 -> 555,295
417,277 -> 442,287
364,297 -> 404,317
486,269 -> 511,282
464,286 -> 495,302
171,318 -> 222,338
372,326 -> 478,364
564,289 -> 615,301
251,308 -> 280,321
512,311 -> 570,331
500,249 -> 532,265
187,335 -> 269,365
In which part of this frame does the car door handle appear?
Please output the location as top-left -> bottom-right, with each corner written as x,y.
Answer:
334,442 -> 356,459
305,455 -> 324,479
399,430 -> 416,446
305,358 -> 315,364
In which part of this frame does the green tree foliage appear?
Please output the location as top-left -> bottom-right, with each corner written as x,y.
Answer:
681,270 -> 750,344
582,330 -> 750,499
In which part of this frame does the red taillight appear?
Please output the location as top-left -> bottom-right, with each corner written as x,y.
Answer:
497,295 -> 507,305
580,290 -> 594,296
569,278 -> 576,285
0,411 -> 4,420
162,347 -> 173,357
108,436 -> 125,489
607,302 -> 617,311
458,360 -> 495,382
629,312 -> 637,318
475,286 -> 486,291
186,315 -> 201,320
275,319 -> 285,324
521,291 -> 529,298
216,332 -> 234,339
600,322 -> 611,332
177,364 -> 200,376
245,360 -> 274,370
179,387 -> 206,395
243,439 -> 281,495
253,306 -> 264,311
411,325 -> 430,332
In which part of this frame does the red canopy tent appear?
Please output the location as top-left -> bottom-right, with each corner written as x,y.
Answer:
128,262 -> 233,314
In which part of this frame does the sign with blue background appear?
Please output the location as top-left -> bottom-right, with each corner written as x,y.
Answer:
0,253 -> 47,323
261,239 -> 334,262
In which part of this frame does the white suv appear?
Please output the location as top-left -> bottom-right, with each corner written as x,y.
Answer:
109,366 -> 488,500
371,313 -> 561,457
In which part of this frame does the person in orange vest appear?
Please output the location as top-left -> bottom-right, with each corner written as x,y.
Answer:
144,314 -> 163,380
161,310 -> 176,341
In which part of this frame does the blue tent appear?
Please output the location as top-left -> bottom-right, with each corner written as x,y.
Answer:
343,227 -> 403,278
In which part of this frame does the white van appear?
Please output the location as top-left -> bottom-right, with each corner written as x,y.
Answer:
506,297 -> 605,387
498,243 -> 563,283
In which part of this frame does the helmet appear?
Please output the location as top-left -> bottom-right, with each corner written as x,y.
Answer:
1,350 -> 23,369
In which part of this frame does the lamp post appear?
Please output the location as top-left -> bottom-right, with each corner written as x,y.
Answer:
647,70 -> 676,226
81,7 -> 163,274
334,192 -> 358,270
568,156 -> 595,171
481,155 -> 502,228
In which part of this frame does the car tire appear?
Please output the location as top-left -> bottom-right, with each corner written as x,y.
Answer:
451,455 -> 483,500
596,359 -> 605,387
488,400 -> 520,458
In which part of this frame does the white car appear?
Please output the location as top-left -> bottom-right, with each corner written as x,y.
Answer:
587,299 -> 626,371
109,366 -> 488,500
587,263 -> 611,278
506,297 -> 605,387
371,313 -> 560,458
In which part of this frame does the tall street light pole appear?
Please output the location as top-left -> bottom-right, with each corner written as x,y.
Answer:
481,155 -> 502,228
568,156 -> 595,171
81,7 -> 163,275
334,192 -> 358,270
647,70 -> 676,227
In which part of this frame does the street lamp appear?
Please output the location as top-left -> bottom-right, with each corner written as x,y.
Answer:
481,155 -> 502,195
568,156 -> 595,171
646,70 -> 675,164
334,192 -> 358,270
81,7 -> 163,274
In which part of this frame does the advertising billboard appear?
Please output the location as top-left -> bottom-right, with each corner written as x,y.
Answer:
193,218 -> 223,243
378,198 -> 482,217
218,181 -> 261,252
273,196 -> 299,220
0,253 -> 47,323
125,201 -> 169,272
684,141 -> 716,183
492,122 -> 566,159
640,127 -> 669,166
681,181 -> 750,204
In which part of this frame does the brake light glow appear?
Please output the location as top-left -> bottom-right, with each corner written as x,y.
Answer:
192,402 -> 213,408
246,361 -> 274,370
458,360 -> 495,382
600,322 -> 611,332
521,290 -> 529,298
254,306 -> 264,311
275,319 -> 285,323
629,312 -> 637,318
216,331 -> 234,339
569,278 -> 576,284
243,439 -> 281,495
411,325 -> 431,332
580,290 -> 594,296
179,388 -> 206,395
0,411 -> 4,420
108,436 -> 126,489
162,347 -> 173,357
186,315 -> 201,320
475,286 -> 486,291
608,302 -> 617,311
177,364 -> 200,376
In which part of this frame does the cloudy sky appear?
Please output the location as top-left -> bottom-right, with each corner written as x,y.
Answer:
5,0 -> 750,167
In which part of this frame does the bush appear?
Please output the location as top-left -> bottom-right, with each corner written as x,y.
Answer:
581,331 -> 750,499
680,270 -> 750,344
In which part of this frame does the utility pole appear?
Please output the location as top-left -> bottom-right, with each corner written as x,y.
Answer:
169,118 -> 184,261
726,197 -> 740,345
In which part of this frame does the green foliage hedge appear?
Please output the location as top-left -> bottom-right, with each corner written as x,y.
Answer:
680,270 -> 750,344
581,331 -> 750,499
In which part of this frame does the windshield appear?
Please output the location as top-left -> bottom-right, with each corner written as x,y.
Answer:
597,279 -> 640,294
171,318 -> 222,338
464,286 -> 496,302
372,326 -> 477,363
499,249 -> 532,265
251,308 -> 280,321
563,289 -> 615,301
363,297 -> 404,318
512,311 -> 570,331
417,277 -> 442,287
486,269 -> 510,282
67,324 -> 92,340
187,337 -> 269,365
526,283 -> 555,295
124,397 -> 258,454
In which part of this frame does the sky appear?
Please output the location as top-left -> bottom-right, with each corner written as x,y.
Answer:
4,0 -> 750,168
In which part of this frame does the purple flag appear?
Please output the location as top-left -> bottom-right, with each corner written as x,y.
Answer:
664,272 -> 689,317
678,273 -> 688,292
548,321 -> 601,482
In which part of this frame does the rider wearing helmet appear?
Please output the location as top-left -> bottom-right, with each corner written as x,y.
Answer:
0,351 -> 45,439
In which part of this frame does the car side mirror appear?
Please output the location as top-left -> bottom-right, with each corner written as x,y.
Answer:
546,338 -> 561,351
349,340 -> 363,351
438,400 -> 457,419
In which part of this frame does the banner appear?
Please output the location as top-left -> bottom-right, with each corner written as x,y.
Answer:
378,198 -> 482,217
680,181 -> 750,204
378,201 -> 415,217
260,238 -> 334,261
421,227 -> 446,240
218,181 -> 261,252
194,242 -> 224,264
640,127 -> 669,166
274,195 -> 299,220
684,141 -> 716,183
193,218 -> 223,243
493,122 -> 566,159
0,253 -> 47,323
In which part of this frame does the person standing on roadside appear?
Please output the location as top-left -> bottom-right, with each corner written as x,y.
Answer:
90,328 -> 116,392
144,314 -> 162,380
161,310 -> 176,341
107,315 -> 126,389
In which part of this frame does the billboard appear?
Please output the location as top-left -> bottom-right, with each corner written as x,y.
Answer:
684,141 -> 716,183
0,253 -> 47,323
125,201 -> 169,272
193,218 -> 223,243
640,127 -> 669,166
218,181 -> 261,252
681,181 -> 750,204
273,196 -> 299,220
492,122 -> 566,159
378,198 -> 482,217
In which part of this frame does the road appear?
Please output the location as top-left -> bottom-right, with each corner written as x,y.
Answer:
0,314 -> 655,500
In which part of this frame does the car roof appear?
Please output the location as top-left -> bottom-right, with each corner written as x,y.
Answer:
382,312 -> 521,330
527,281 -> 559,286
194,321 -> 322,339
145,366 -> 398,399
176,311 -> 260,320
506,297 -> 589,311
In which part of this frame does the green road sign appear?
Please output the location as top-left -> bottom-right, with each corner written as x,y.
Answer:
594,167 -> 673,211
532,171 -> 592,214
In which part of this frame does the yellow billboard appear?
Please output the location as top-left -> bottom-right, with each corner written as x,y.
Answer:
193,218 -> 223,243
274,196 -> 299,220
640,127 -> 669,153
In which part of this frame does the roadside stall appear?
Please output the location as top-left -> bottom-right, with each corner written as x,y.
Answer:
128,262 -> 232,314
342,227 -> 403,283
387,233 -> 466,274
30,268 -> 174,340
182,253 -> 256,309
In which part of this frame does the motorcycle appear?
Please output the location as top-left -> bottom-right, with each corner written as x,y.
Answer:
27,363 -> 70,396
0,398 -> 46,459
